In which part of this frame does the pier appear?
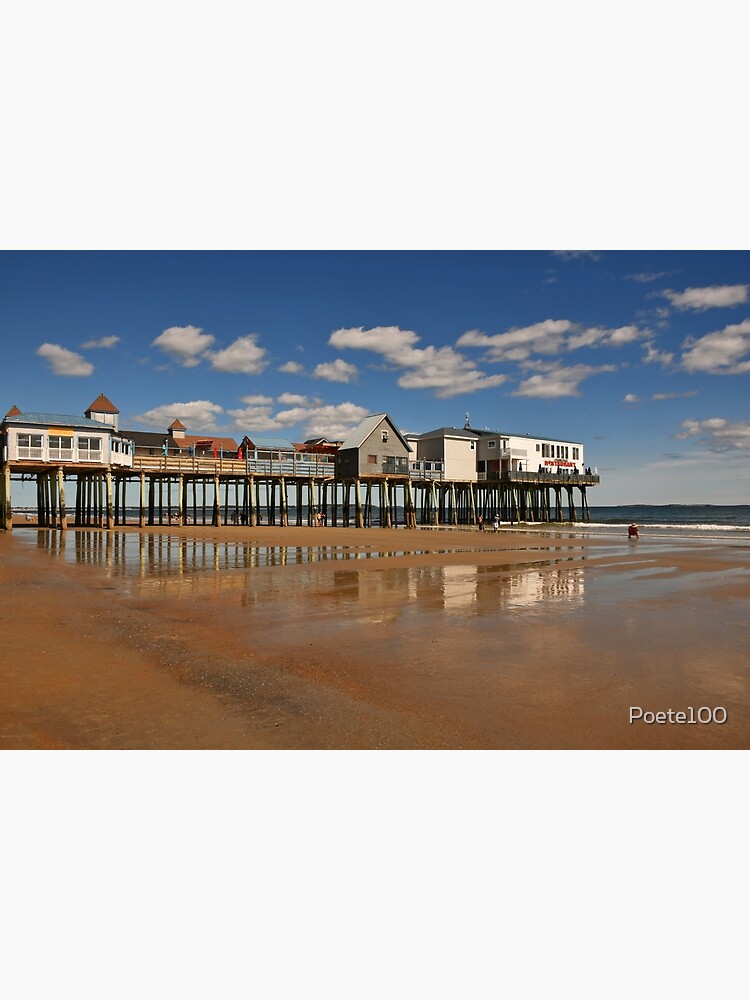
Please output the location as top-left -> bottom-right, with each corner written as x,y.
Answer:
1,453 -> 599,531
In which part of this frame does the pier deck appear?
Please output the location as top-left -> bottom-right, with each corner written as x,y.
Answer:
1,455 -> 599,530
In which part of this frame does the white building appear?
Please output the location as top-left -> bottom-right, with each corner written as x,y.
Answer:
2,399 -> 134,469
406,426 -> 478,480
474,429 -> 584,477
407,424 -> 586,480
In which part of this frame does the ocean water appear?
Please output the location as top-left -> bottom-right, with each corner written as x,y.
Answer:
13,502 -> 750,543
577,505 -> 750,543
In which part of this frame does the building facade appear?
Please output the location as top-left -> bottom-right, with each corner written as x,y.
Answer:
408,425 -> 586,479
2,410 -> 134,468
335,414 -> 412,479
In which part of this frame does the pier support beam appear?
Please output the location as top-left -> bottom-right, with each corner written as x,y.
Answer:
213,475 -> 221,527
355,478 -> 363,528
105,470 -> 114,530
57,467 -> 67,530
139,472 -> 146,527
178,474 -> 185,526
1,465 -> 11,531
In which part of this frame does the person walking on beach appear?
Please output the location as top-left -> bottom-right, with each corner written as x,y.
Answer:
628,523 -> 639,540
493,514 -> 499,532
478,514 -> 484,531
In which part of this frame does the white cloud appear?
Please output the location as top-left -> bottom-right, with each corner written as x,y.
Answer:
132,400 -> 224,431
568,325 -> 644,349
312,359 -> 358,383
458,320 -> 647,362
676,417 -> 750,451
225,405 -> 278,432
662,285 -> 748,311
278,361 -> 304,374
626,271 -> 675,283
240,394 -> 274,405
642,342 -> 674,366
296,402 -> 370,440
80,335 -> 120,349
227,400 -> 369,440
624,393 -> 640,403
329,326 -> 421,359
512,363 -> 616,398
396,349 -> 508,397
36,343 -> 94,376
276,393 -> 309,405
152,325 -> 215,367
652,391 -> 699,400
680,319 -> 750,374
551,251 -> 601,261
209,334 -> 268,374
457,321 -> 574,360
329,325 -> 506,397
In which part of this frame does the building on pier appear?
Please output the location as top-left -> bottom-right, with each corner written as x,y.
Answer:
121,420 -> 240,459
2,407 -> 134,468
165,419 -> 239,457
407,424 -> 586,479
241,435 -> 296,463
85,392 -> 121,431
2,396 -> 599,531
336,413 -> 412,478
406,427 -> 474,480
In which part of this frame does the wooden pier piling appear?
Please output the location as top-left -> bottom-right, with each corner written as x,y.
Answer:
2,456 -> 598,532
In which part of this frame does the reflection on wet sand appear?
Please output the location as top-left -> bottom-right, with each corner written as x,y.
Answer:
4,526 -> 748,748
38,528 -> 411,572
34,529 -> 586,612
401,562 -> 585,611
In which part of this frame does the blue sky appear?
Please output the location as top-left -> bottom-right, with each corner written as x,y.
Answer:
2,250 -> 749,505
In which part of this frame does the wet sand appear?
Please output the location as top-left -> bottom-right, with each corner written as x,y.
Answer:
1,523 -> 749,748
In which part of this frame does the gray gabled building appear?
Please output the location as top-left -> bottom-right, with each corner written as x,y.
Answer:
335,413 -> 412,478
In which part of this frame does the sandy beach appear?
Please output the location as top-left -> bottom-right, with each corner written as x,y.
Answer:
1,521 -> 748,749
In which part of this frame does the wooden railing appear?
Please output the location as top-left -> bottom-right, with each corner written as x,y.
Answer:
128,456 -> 600,485
130,455 -> 337,476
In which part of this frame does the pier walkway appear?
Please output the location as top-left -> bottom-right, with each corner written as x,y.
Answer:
1,454 -> 599,530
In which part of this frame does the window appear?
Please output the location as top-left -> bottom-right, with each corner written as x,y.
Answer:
367,454 -> 377,464
383,456 -> 409,474
17,433 -> 43,459
49,434 -> 73,460
573,447 -> 579,460
488,440 -> 496,449
18,433 -> 42,448
536,444 -> 540,452
470,441 -> 475,450
381,430 -> 389,442
78,436 -> 102,461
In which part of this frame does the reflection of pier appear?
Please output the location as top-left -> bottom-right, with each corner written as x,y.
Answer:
32,530 -> 586,612
2,454 -> 596,531
407,561 -> 585,610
